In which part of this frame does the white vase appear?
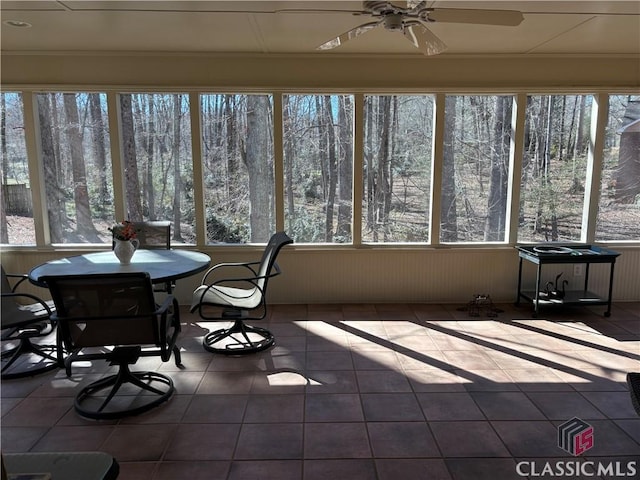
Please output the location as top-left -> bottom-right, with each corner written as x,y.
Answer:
113,239 -> 139,265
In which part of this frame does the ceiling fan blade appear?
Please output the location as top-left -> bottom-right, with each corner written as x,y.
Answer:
403,23 -> 447,56
428,8 -> 524,26
317,20 -> 381,50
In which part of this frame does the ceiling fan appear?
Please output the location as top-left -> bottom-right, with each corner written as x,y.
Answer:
316,1 -> 525,56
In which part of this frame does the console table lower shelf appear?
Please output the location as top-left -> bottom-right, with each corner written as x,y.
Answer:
520,290 -> 612,308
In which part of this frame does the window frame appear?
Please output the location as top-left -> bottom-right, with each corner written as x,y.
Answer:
1,88 -> 637,250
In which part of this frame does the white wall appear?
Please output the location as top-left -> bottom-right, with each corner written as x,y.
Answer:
2,246 -> 638,306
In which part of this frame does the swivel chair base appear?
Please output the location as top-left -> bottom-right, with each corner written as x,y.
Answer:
73,346 -> 175,420
203,314 -> 275,355
1,337 -> 59,379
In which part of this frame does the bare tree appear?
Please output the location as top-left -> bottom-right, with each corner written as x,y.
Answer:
441,96 -> 458,241
0,94 -> 8,243
38,94 -> 65,242
336,96 -> 352,240
120,94 -> 143,220
88,94 -> 110,215
63,93 -> 99,241
323,95 -> 338,241
484,96 -> 511,241
244,95 -> 271,241
172,95 -> 184,241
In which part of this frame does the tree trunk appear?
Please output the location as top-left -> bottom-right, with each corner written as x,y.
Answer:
336,96 -> 352,241
375,96 -> 392,241
441,96 -> 458,242
38,94 -> 65,242
88,94 -> 110,217
146,96 -> 156,220
244,96 -> 271,241
283,96 -> 296,233
543,95 -> 559,240
484,96 -> 511,241
63,93 -> 99,240
365,97 -> 375,235
323,95 -> 338,241
120,94 -> 143,220
172,95 -> 184,241
0,94 -> 8,243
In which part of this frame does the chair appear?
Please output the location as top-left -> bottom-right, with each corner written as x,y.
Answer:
44,272 -> 182,420
1,266 -> 60,379
111,220 -> 171,249
627,373 -> 640,417
133,221 -> 171,249
190,231 -> 293,354
111,220 -> 173,292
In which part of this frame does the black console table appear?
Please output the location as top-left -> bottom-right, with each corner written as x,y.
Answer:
515,244 -> 620,317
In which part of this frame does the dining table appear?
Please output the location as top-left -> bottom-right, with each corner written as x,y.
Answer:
28,249 -> 211,290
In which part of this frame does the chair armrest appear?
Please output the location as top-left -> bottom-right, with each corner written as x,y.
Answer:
200,261 -> 261,284
6,273 -> 29,292
209,261 -> 282,286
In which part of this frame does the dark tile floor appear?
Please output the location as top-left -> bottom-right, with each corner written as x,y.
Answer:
2,302 -> 639,479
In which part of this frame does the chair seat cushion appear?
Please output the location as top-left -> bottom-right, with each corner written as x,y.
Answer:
191,284 -> 261,311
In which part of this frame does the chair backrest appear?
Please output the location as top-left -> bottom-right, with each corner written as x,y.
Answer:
44,272 -> 160,349
135,221 -> 171,249
1,265 -> 52,329
111,221 -> 171,250
255,231 -> 294,292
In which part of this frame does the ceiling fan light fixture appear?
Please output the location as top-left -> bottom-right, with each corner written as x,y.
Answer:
3,20 -> 32,28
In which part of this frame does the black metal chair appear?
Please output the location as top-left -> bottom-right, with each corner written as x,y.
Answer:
44,272 -> 182,420
112,221 -> 173,292
627,373 -> 640,417
190,231 -> 293,354
1,265 -> 60,379
133,221 -> 171,249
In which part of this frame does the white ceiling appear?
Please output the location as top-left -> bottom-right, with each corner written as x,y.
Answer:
1,1 -> 639,56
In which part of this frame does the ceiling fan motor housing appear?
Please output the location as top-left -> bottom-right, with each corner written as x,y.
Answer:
363,1 -> 405,15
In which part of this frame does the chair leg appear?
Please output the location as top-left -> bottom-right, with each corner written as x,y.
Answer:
75,362 -> 175,420
203,318 -> 275,355
1,338 -> 59,379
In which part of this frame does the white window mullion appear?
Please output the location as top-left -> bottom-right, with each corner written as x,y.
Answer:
273,93 -> 285,233
188,92 -> 207,246
506,93 -> 527,244
352,93 -> 364,246
107,92 -> 126,221
429,93 -> 445,246
582,93 -> 608,244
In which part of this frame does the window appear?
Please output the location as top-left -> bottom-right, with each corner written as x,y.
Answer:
1,92 -> 36,245
37,92 -> 114,244
283,94 -> 353,243
363,95 -> 433,243
7,88 -> 639,249
200,94 -> 275,243
120,93 -> 194,244
441,95 -> 513,243
596,94 -> 640,241
518,95 -> 593,243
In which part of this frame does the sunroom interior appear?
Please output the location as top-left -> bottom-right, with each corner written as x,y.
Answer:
1,2 -> 640,479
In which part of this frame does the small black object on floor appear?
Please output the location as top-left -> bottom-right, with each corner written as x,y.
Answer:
458,294 -> 503,318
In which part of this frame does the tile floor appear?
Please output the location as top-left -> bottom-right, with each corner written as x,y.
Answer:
2,302 -> 639,480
